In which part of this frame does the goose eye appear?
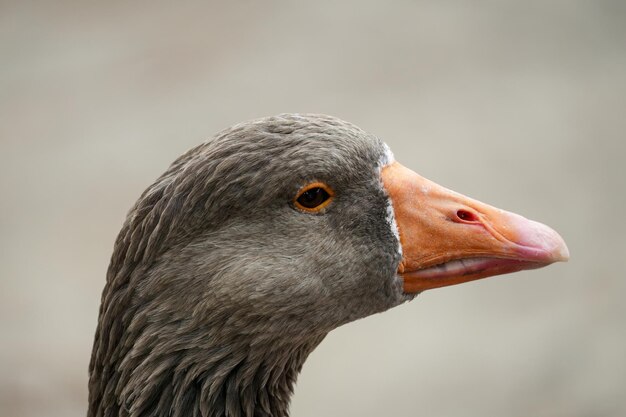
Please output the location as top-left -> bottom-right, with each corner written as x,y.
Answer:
298,188 -> 329,207
294,183 -> 334,212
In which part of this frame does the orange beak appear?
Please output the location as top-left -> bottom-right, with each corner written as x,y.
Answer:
381,162 -> 569,293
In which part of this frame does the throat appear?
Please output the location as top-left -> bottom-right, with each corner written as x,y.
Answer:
90,333 -> 326,417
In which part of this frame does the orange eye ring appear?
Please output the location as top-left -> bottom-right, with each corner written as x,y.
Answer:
293,182 -> 335,213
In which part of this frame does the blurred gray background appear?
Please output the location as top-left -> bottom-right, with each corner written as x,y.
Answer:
1,1 -> 625,416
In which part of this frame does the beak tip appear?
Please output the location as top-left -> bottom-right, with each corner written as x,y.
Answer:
506,214 -> 570,264
540,225 -> 570,264
554,239 -> 570,263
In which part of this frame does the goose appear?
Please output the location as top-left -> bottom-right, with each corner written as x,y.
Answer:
88,113 -> 569,417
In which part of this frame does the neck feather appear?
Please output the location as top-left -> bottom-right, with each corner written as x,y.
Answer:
88,272 -> 326,417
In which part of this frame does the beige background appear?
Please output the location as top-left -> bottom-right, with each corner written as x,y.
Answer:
1,1 -> 625,416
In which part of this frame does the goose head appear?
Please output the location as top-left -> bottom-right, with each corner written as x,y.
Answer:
89,113 -> 568,417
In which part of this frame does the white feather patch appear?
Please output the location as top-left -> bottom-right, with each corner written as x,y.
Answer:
378,143 -> 402,257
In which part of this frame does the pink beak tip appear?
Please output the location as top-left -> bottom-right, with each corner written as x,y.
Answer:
512,215 -> 570,263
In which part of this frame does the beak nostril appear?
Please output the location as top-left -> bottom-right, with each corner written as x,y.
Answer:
456,209 -> 479,223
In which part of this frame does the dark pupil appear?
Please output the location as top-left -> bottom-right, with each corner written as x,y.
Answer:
297,187 -> 330,208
